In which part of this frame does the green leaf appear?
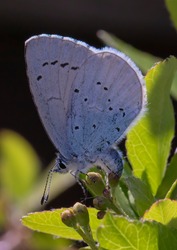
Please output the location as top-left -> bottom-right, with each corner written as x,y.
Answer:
113,184 -> 136,218
22,209 -> 81,240
166,180 -> 177,199
0,129 -> 40,201
126,57 -> 176,195
126,176 -> 155,217
143,199 -> 177,230
165,0 -> 177,30
121,160 -> 132,178
97,213 -> 158,250
156,154 -> 177,198
170,72 -> 177,99
157,226 -> 177,250
97,30 -> 160,73
22,208 -> 101,241
97,212 -> 177,250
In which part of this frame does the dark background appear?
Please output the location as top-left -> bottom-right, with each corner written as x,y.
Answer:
1,0 -> 177,206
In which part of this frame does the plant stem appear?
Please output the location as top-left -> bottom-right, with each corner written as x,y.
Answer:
76,227 -> 98,250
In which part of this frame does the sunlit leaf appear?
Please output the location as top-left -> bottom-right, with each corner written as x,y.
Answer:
113,184 -> 136,218
97,213 -> 158,250
126,57 -> 176,195
22,208 -> 101,241
143,199 -> 177,229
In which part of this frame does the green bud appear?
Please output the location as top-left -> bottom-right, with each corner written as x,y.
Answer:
61,209 -> 77,228
97,210 -> 106,220
73,202 -> 89,227
92,166 -> 106,178
85,172 -> 105,196
93,196 -> 108,211
103,188 -> 111,199
108,171 -> 121,188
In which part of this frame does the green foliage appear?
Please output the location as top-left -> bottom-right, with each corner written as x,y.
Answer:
97,213 -> 159,250
126,58 -> 176,195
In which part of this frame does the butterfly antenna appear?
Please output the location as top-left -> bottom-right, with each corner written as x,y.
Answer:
41,168 -> 54,205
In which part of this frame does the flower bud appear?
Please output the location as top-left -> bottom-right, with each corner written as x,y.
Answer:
97,210 -> 106,219
85,172 -> 105,196
108,171 -> 121,188
61,209 -> 76,228
93,197 -> 108,211
103,188 -> 111,199
73,202 -> 89,227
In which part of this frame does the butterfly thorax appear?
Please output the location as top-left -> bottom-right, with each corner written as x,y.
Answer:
54,146 -> 123,177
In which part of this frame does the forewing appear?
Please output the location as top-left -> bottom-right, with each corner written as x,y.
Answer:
25,35 -> 94,158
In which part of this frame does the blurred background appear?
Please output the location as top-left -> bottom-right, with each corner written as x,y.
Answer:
0,0 -> 177,249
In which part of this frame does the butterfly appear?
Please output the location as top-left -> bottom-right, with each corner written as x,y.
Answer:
25,34 -> 146,203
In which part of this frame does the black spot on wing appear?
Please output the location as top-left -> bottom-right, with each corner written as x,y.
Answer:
42,62 -> 48,66
37,75 -> 42,81
60,62 -> 69,68
116,127 -> 120,132
119,108 -> 126,117
71,66 -> 79,70
51,60 -> 58,65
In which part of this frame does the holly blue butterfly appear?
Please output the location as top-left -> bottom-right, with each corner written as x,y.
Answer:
25,34 -> 146,203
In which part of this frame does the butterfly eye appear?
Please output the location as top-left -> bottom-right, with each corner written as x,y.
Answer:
59,161 -> 66,170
